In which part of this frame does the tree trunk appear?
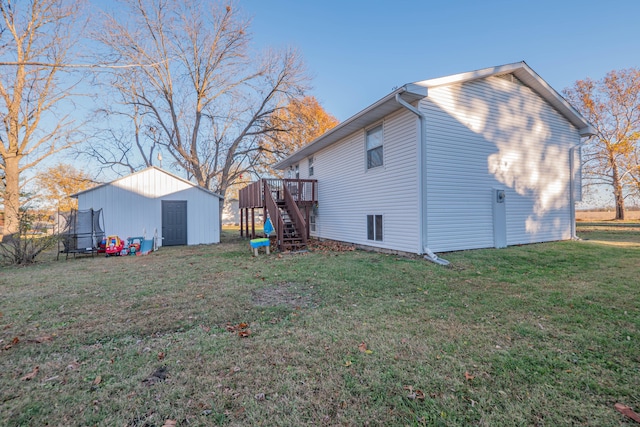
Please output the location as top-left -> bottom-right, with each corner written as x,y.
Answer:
612,162 -> 625,220
2,156 -> 21,241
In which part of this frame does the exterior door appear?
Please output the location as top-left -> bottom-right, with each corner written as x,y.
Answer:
162,200 -> 187,246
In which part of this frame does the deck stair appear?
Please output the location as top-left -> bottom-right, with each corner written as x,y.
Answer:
277,201 -> 306,251
239,178 -> 316,252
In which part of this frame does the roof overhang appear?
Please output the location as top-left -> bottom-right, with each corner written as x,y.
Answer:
274,84 -> 428,170
72,166 -> 224,199
416,61 -> 596,137
275,62 -> 595,170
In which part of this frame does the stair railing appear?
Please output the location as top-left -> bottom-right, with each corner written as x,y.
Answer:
263,180 -> 284,250
282,183 -> 308,245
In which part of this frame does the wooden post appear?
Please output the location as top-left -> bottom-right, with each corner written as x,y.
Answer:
244,209 -> 249,238
240,208 -> 244,237
251,208 -> 255,239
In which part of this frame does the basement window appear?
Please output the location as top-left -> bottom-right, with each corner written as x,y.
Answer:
367,214 -> 383,241
366,125 -> 383,169
310,214 -> 316,232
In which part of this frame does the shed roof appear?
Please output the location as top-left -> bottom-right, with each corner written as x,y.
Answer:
275,61 -> 595,170
72,166 -> 224,199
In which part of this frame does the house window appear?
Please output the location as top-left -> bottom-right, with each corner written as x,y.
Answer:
367,214 -> 383,241
308,156 -> 314,176
295,164 -> 299,179
366,125 -> 383,169
309,213 -> 316,232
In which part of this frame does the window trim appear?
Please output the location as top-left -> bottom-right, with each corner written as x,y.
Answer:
309,213 -> 316,232
367,214 -> 383,242
308,156 -> 314,176
366,124 -> 384,170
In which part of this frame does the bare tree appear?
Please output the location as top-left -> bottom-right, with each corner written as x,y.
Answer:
0,0 -> 84,240
564,68 -> 640,219
91,0 -> 308,203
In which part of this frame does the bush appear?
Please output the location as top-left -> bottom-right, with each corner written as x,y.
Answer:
0,208 -> 57,265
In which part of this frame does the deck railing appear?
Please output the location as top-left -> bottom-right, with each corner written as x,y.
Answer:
239,178 -> 317,208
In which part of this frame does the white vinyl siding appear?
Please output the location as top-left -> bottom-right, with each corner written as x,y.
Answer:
422,75 -> 581,252
76,168 -> 220,246
311,108 -> 420,253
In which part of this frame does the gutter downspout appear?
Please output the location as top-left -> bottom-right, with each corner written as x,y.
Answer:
395,91 -> 450,266
569,145 -> 578,239
569,137 -> 591,240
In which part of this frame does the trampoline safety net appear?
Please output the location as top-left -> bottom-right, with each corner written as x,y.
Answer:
56,208 -> 105,258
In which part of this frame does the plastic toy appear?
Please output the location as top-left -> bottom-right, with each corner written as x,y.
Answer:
127,236 -> 143,255
105,235 -> 125,257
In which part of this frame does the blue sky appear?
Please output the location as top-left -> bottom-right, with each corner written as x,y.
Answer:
241,0 -> 640,121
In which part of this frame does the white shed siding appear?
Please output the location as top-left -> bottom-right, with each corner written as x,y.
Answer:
312,108 -> 421,253
422,76 -> 581,252
77,168 -> 220,246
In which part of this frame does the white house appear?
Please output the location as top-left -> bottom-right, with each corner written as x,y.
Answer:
274,62 -> 595,258
222,198 -> 240,225
74,167 -> 223,246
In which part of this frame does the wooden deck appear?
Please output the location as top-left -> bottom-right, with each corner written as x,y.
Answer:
238,179 -> 317,251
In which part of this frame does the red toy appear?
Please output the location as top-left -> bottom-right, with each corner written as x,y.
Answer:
105,235 -> 125,256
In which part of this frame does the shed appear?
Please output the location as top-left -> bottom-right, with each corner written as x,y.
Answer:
271,62 -> 595,257
74,167 -> 222,246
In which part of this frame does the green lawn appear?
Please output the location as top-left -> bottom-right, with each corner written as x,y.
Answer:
1,224 -> 639,426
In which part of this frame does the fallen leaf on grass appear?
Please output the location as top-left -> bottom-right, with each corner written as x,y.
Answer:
614,403 -> 640,423
200,324 -> 211,332
67,361 -> 80,370
226,322 -> 251,337
358,341 -> 373,354
93,375 -> 102,385
158,351 -> 165,361
403,385 -> 425,400
464,371 -> 475,381
3,336 -> 20,350
20,366 -> 39,381
343,360 -> 352,367
308,240 -> 356,252
162,420 -> 177,427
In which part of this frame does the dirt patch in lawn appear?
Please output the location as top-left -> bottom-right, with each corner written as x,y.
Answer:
251,282 -> 317,309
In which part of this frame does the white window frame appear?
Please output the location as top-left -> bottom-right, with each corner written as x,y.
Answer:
309,213 -> 316,232
308,156 -> 314,176
366,124 -> 384,170
367,214 -> 383,242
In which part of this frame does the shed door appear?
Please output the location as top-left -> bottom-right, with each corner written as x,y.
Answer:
162,200 -> 187,246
